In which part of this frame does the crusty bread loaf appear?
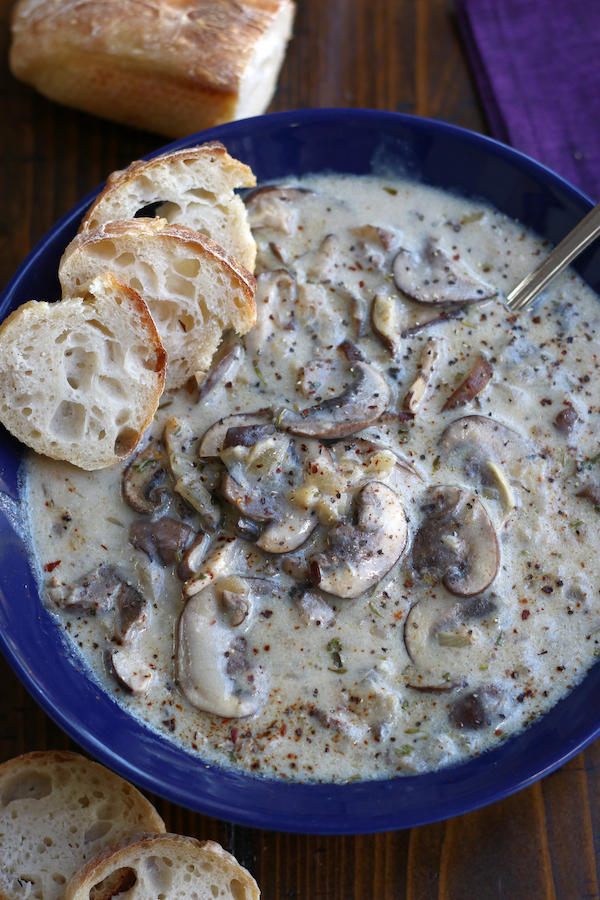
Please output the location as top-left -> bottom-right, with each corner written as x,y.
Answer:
80,142 -> 258,273
67,833 -> 260,900
0,272 -> 166,469
59,219 -> 257,390
0,751 -> 165,900
9,0 -> 295,139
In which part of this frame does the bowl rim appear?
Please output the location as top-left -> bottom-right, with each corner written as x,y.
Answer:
0,107 -> 598,835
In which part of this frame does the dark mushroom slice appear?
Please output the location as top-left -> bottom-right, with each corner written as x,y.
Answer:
448,686 -> 505,730
412,485 -> 500,597
109,645 -> 153,694
309,482 -> 408,599
393,240 -> 497,307
114,581 -> 148,644
221,473 -> 277,522
400,307 -> 463,339
441,355 -> 493,412
333,283 -> 369,338
129,516 -> 196,567
176,579 -> 263,717
198,411 -> 273,458
197,336 -> 244,402
277,361 -> 390,439
53,564 -> 124,611
403,595 -> 500,687
122,440 -> 168,515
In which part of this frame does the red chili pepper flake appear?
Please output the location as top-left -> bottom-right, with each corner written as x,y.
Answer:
521,609 -> 531,620
540,398 -> 552,406
230,727 -> 239,743
43,560 -> 61,572
281,723 -> 287,736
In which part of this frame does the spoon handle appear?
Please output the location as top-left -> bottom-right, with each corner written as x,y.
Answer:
507,200 -> 600,311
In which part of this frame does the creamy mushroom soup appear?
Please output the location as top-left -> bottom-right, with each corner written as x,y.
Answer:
24,174 -> 600,782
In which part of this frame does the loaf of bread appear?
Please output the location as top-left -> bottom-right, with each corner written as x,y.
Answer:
0,272 -> 167,469
0,751 -> 165,900
67,833 -> 260,900
80,142 -> 258,273
9,0 -> 295,138
59,218 -> 257,390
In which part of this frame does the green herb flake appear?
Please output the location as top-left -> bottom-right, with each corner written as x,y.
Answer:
327,638 -> 341,652
369,602 -> 384,619
495,631 -> 504,647
454,371 -> 465,383
254,364 -> 268,387
133,458 -> 157,473
383,186 -> 398,196
157,400 -> 173,410
327,667 -> 347,674
395,745 -> 414,757
441,672 -> 451,682
432,455 -> 441,472
582,452 -> 600,470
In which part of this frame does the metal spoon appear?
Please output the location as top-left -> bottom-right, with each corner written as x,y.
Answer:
506,200 -> 600,311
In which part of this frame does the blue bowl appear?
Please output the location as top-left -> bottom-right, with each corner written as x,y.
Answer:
1,109 -> 598,835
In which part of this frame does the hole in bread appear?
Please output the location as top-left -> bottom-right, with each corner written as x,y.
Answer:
178,315 -> 195,333
115,410 -> 131,427
134,201 -> 163,218
1,771 -> 52,805
22,407 -> 33,418
174,258 -> 201,278
230,879 -> 247,900
233,295 -> 246,309
130,277 -> 144,293
114,252 -> 136,268
84,820 -> 112,844
55,331 -> 69,345
211,886 -> 219,898
89,240 -> 117,261
52,874 -> 67,885
158,201 -> 182,222
50,401 -> 86,441
31,429 -> 42,440
98,376 -> 127,401
89,866 -> 137,900
114,427 -> 140,459
188,188 -> 218,204
131,345 -> 163,371
87,319 -> 116,339
78,795 -> 90,807
165,274 -> 195,300
144,856 -> 173,890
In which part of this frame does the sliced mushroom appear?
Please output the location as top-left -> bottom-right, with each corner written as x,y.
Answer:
448,686 -> 505,730
400,307 -> 463,339
52,564 -> 124,611
109,645 -> 153,694
298,234 -> 340,283
297,358 -> 338,400
177,582 -> 261,718
198,411 -> 273,458
441,355 -> 493,411
122,440 -> 167,515
183,536 -> 242,598
309,482 -> 408,599
333,283 -> 369,337
176,530 -> 211,581
221,473 -> 277,522
371,294 -> 402,355
277,361 -> 390,439
440,415 -> 523,471
403,597 -> 500,688
412,485 -> 499,597
291,584 -> 337,627
164,417 -> 221,531
255,508 -> 318,554
350,224 -> 398,268
393,240 -> 497,307
403,338 -> 442,413
245,185 -> 313,232
129,516 -> 196,566
114,581 -> 148,644
197,336 -> 243,401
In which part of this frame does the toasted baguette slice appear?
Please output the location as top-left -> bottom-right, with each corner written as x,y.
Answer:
10,0 -> 295,141
80,143 -> 258,273
0,272 -> 166,469
0,751 -> 165,900
59,219 -> 257,390
67,834 -> 260,900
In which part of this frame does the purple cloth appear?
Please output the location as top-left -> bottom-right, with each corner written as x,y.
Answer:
456,0 -> 600,201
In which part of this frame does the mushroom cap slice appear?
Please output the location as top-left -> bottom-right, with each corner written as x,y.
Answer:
392,241 -> 496,307
309,482 -> 408,599
255,508 -> 318,554
122,439 -> 167,515
412,485 -> 500,597
403,597 -> 500,687
440,415 -> 521,461
198,411 -> 273,458
277,361 -> 390,439
176,581 -> 262,718
109,645 -> 153,694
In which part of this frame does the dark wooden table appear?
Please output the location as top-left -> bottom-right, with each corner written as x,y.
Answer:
1,1 -> 599,897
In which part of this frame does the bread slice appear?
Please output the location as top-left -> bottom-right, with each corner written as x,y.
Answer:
67,834 -> 260,900
9,0 -> 295,141
79,143 -> 258,273
0,751 -> 165,900
59,219 -> 257,390
0,272 -> 166,469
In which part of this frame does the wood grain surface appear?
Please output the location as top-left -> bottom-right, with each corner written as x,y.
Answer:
1,1 -> 598,898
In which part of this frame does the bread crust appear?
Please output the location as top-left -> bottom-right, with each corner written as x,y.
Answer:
59,219 -> 257,389
79,142 -> 258,273
0,272 -> 167,469
0,751 -> 165,900
9,0 -> 295,137
67,833 -> 260,900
